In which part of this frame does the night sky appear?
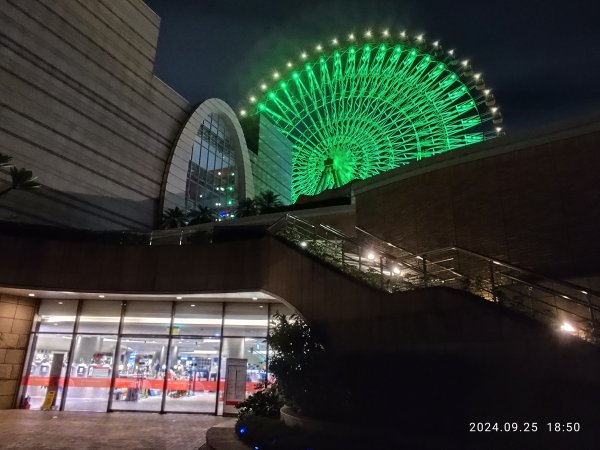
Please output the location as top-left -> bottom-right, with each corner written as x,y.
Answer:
144,0 -> 600,133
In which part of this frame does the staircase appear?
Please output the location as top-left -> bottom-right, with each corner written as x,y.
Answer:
269,214 -> 600,345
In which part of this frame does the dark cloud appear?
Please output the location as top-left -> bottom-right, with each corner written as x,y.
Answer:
145,0 -> 600,132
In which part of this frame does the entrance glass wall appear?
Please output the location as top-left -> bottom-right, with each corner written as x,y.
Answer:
21,298 -> 292,414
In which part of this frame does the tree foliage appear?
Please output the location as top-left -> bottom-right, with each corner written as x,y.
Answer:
256,190 -> 283,214
161,207 -> 188,229
187,206 -> 216,225
0,160 -> 41,198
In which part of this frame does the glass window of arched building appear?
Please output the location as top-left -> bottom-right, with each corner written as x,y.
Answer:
21,297 -> 292,414
186,114 -> 239,220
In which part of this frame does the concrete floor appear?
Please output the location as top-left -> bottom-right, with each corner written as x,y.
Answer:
0,410 -> 234,450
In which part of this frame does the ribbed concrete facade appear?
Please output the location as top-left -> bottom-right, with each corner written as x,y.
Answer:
0,0 -> 191,230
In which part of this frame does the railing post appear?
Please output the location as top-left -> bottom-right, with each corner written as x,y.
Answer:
358,246 -> 362,272
587,293 -> 596,325
422,256 -> 428,287
489,260 -> 497,303
379,256 -> 384,289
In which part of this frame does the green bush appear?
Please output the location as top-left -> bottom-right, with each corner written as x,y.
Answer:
237,384 -> 284,419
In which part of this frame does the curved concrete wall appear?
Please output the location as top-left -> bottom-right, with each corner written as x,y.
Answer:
0,0 -> 190,230
161,98 -> 255,213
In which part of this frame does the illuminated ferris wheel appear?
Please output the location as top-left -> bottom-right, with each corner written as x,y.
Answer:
240,29 -> 503,202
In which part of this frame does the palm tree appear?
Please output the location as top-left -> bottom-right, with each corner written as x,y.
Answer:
256,190 -> 283,214
187,206 -> 216,225
0,153 -> 13,167
235,198 -> 259,218
161,207 -> 188,229
0,167 -> 41,198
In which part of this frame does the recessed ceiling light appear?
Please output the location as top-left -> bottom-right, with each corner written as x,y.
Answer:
28,293 -> 35,297
58,301 -> 63,305
98,295 -> 105,298
176,296 -> 183,300
252,297 -> 258,301
259,305 -> 264,308
190,304 -> 196,307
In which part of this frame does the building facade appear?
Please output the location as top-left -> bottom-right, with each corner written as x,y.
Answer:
1,0 -> 600,430
0,0 -> 191,230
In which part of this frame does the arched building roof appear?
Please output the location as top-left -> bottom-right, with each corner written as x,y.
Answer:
161,98 -> 254,214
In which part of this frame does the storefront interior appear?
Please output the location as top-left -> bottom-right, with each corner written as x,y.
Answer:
21,292 -> 290,414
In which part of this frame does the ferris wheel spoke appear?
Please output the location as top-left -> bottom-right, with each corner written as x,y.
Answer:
248,31 -> 499,199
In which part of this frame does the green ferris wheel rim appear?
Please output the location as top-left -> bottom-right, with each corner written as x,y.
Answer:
241,31 -> 502,202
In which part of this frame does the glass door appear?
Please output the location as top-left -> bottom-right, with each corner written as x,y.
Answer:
111,337 -> 169,412
64,335 -> 117,412
164,337 -> 221,413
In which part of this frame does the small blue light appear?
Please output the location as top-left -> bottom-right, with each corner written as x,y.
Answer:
254,447 -> 259,450
239,426 -> 246,435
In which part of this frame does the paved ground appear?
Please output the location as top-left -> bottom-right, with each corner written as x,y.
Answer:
0,410 -> 234,450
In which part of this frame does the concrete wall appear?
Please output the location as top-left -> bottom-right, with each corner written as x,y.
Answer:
353,118 -> 600,285
0,233 -> 599,420
250,115 -> 293,204
0,0 -> 190,230
0,294 -> 35,409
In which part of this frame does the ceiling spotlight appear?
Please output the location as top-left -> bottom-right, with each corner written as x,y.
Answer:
382,29 -> 389,37
260,83 -> 267,91
416,34 -> 424,42
348,33 -> 355,41
286,61 -> 293,68
400,30 -> 407,38
461,59 -> 469,66
315,44 -> 322,51
176,296 -> 182,300
240,109 -> 247,116
432,40 -> 440,47
252,297 -> 258,301
331,37 -> 338,45
98,294 -> 105,298
28,293 -> 35,297
58,301 -> 63,305
495,127 -> 503,133
484,89 -> 491,95
364,30 -> 372,38
300,51 -> 308,59
259,305 -> 264,308
300,241 -> 308,248
491,107 -> 498,113
367,252 -> 375,261
393,266 -> 401,275
272,71 -> 280,79
448,49 -> 455,56
249,96 -> 257,103
190,304 -> 196,307
474,73 -> 481,80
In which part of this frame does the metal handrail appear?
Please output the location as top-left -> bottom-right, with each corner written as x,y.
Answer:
270,214 -> 599,343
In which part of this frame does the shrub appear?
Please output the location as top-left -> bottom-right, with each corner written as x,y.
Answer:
237,384 -> 284,420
